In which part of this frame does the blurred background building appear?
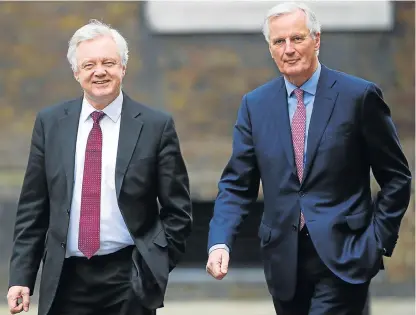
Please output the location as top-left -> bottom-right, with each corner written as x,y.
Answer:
0,1 -> 414,314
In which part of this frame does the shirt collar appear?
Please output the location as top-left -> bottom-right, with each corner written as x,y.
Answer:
80,91 -> 123,123
284,62 -> 321,97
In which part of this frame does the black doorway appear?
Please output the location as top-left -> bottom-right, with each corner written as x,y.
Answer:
180,201 -> 264,267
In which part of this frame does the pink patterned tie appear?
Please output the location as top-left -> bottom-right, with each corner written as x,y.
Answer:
292,89 -> 306,230
78,111 -> 105,258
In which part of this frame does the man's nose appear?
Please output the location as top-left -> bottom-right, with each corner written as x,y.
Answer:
284,41 -> 296,54
93,66 -> 106,76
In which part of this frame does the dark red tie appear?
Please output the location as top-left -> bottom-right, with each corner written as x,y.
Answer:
78,111 -> 105,258
291,89 -> 306,230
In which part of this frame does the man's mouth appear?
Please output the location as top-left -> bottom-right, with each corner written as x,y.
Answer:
93,80 -> 110,84
286,60 -> 298,64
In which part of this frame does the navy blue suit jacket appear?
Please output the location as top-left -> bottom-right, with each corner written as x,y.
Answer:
208,65 -> 412,300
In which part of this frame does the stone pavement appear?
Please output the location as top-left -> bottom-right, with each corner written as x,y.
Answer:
159,299 -> 416,315
3,298 -> 414,315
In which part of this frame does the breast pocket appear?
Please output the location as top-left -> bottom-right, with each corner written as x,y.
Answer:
319,124 -> 353,151
127,156 -> 156,172
123,157 -> 157,196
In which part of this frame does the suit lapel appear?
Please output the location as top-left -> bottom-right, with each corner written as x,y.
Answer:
274,78 -> 296,173
115,93 -> 143,199
58,98 -> 82,204
302,66 -> 338,184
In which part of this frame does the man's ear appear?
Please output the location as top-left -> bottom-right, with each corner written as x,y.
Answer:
314,32 -> 321,52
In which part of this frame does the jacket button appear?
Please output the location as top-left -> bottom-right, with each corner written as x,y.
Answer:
292,224 -> 297,231
299,191 -> 306,197
61,242 -> 66,249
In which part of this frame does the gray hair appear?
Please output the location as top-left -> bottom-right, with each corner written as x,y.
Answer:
67,19 -> 129,72
262,2 -> 321,46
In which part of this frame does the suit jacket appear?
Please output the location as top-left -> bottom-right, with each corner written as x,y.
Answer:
208,65 -> 412,300
9,92 -> 193,314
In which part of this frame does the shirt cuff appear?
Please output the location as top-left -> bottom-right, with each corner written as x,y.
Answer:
209,244 -> 230,254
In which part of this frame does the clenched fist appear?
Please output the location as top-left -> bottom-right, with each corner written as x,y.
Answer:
206,248 -> 230,280
7,286 -> 30,314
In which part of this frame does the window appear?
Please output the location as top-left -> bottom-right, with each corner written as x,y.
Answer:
145,1 -> 393,34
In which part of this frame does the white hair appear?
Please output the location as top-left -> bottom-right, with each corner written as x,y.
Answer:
67,19 -> 129,72
262,2 -> 321,54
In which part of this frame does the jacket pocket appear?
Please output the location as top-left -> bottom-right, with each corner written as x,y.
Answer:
345,211 -> 369,230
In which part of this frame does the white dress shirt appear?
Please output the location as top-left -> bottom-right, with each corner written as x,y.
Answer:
65,92 -> 134,258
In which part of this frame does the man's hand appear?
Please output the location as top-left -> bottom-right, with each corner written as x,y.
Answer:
206,248 -> 230,280
7,286 -> 30,314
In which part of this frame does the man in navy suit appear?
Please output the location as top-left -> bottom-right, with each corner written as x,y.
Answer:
206,2 -> 412,314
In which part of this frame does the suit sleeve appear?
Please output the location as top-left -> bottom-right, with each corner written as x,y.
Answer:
157,116 -> 192,271
9,113 -> 50,293
361,83 -> 412,257
208,95 -> 260,252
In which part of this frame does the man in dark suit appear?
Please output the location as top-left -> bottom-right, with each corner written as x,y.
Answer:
7,20 -> 192,315
206,2 -> 411,314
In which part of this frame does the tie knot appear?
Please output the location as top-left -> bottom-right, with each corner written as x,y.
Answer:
91,111 -> 105,124
294,88 -> 304,102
